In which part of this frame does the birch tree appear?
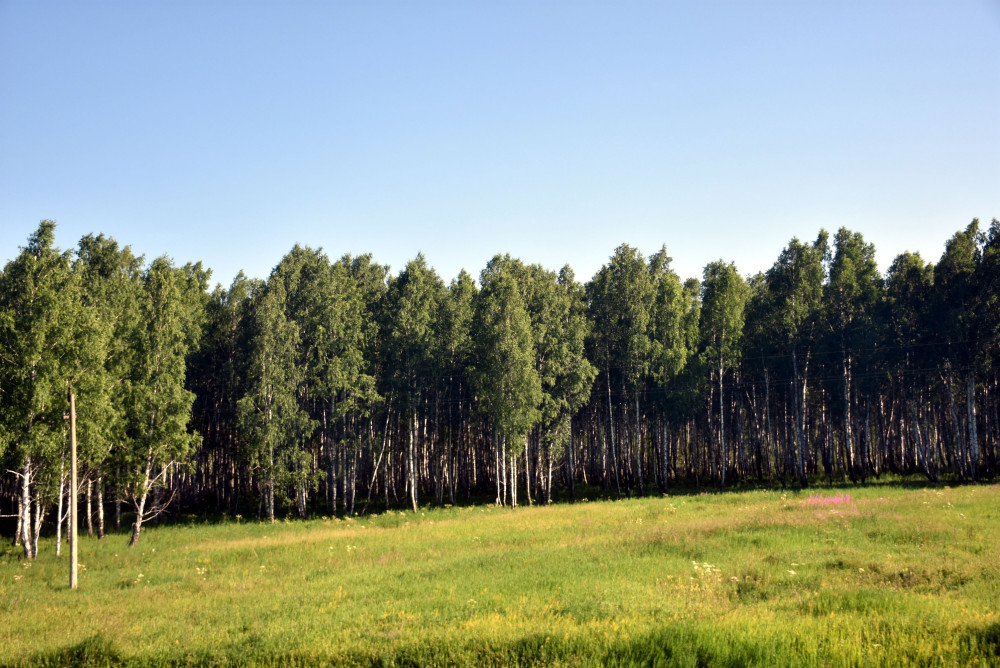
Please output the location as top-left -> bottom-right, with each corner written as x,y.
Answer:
384,255 -> 444,512
436,269 -> 476,505
236,278 -> 312,522
587,244 -> 654,495
0,222 -> 112,557
121,257 -> 205,546
527,265 -> 595,503
823,228 -> 881,480
764,232 -> 828,486
934,220 -> 982,479
472,267 -> 541,507
647,249 -> 697,491
699,260 -> 749,487
75,233 -> 144,537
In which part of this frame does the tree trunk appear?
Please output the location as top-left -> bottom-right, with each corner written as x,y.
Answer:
32,495 -> 43,559
267,473 -> 275,523
21,458 -> 32,559
566,428 -> 576,501
495,433 -> 502,506
14,494 -> 23,548
606,360 -> 621,498
56,460 -> 66,557
910,400 -> 935,482
524,436 -> 533,506
967,372 -> 980,481
764,367 -> 773,481
791,350 -> 807,486
546,446 -> 554,504
945,370 -> 968,479
707,369 -> 716,487
860,398 -> 870,483
635,393 -> 644,496
409,411 -> 419,513
129,487 -> 148,547
842,348 -> 855,480
325,407 -> 335,514
718,355 -> 726,488
86,478 -> 94,538
347,442 -> 357,516
510,454 -> 517,509
660,420 -> 669,493
96,474 -> 105,539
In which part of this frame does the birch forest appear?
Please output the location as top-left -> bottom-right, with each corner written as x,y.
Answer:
2,219 -> 999,552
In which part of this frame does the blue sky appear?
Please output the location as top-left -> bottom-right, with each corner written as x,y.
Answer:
2,1 -> 998,287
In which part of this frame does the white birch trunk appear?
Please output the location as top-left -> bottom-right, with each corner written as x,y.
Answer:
967,372 -> 980,480
86,478 -> 94,538
56,459 -> 66,556
791,350 -> 807,486
635,393 -> 643,495
510,454 -> 517,509
96,475 -> 105,539
14,496 -> 23,548
501,437 -> 508,507
21,458 -> 32,559
267,474 -> 275,523
32,496 -> 43,559
606,359 -> 621,498
546,450 -> 553,504
718,355 -> 726,488
409,412 -> 419,513
945,371 -> 968,479
660,421 -> 669,493
129,486 -> 149,547
568,427 -> 576,501
524,436 -> 533,506
842,348 -> 855,477
494,434 -> 501,506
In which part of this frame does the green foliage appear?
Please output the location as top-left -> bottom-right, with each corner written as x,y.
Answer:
384,255 -> 445,413
0,222 -> 82,468
699,260 -> 749,371
647,247 -> 693,390
539,266 -> 597,456
75,233 -> 145,473
976,219 -> 1000,367
188,272 -> 255,474
883,251 -> 934,356
472,265 -> 542,447
236,279 -> 312,492
763,231 -> 828,348
823,228 -> 882,394
272,246 -> 379,417
588,244 -> 654,392
825,228 -> 881,346
121,258 -> 202,479
934,219 -> 981,366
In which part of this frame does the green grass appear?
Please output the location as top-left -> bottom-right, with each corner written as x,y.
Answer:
2,483 -> 999,666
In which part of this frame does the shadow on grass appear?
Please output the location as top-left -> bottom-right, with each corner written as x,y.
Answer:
18,621 -> 1000,667
15,634 -> 122,667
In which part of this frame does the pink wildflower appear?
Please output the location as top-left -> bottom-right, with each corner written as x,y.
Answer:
803,492 -> 854,507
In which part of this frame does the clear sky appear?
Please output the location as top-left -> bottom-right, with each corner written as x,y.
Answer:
2,1 -> 998,288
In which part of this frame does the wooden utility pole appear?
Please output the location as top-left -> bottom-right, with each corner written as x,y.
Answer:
69,386 -> 78,590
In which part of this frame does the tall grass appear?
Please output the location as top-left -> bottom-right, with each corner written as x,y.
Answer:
2,482 -> 998,666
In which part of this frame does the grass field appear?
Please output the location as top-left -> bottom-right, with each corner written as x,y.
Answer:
2,482 -> 999,666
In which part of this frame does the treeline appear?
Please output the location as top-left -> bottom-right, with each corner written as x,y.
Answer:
2,219 -> 999,553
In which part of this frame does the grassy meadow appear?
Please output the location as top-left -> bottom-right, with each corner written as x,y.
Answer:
2,482 -> 999,666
